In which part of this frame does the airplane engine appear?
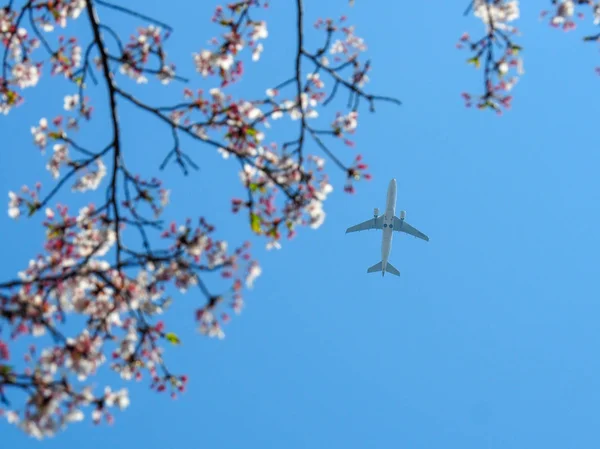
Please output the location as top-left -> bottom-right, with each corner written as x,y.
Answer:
374,208 -> 379,218
400,210 -> 406,220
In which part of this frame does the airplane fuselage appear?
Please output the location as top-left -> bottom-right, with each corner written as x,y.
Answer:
381,179 -> 397,276
345,177 -> 428,277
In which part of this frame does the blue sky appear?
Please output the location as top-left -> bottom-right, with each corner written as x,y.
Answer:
2,0 -> 600,448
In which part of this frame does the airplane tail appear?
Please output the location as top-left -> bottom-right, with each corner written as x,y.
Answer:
367,261 -> 400,277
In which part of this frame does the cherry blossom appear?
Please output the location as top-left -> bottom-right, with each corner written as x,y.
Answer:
192,1 -> 271,85
459,0 -> 524,114
539,1 -> 600,76
46,143 -> 70,179
7,191 -> 20,219
458,0 -> 600,112
542,0 -> 577,29
474,0 -> 519,29
64,94 -> 79,111
115,25 -> 179,85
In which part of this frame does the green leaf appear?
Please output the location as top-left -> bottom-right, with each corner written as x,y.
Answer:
245,128 -> 257,137
249,183 -> 259,192
510,45 -> 523,55
6,90 -> 16,105
48,131 -> 62,140
27,202 -> 40,217
47,225 -> 63,239
467,57 -> 480,69
0,364 -> 13,376
250,213 -> 262,234
165,332 -> 181,345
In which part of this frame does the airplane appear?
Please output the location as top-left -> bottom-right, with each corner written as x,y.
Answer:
345,178 -> 429,277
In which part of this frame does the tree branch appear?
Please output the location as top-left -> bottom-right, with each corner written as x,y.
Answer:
85,0 -> 123,269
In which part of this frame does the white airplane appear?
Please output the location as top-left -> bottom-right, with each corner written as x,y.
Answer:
345,178 -> 429,277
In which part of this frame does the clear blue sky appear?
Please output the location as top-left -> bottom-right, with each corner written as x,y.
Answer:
2,1 -> 600,448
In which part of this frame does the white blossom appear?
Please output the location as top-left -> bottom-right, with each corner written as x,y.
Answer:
550,0 -> 574,25
252,43 -> 264,61
63,94 -> 79,111
12,61 -> 40,88
8,191 -> 20,219
250,21 -> 268,41
46,143 -> 70,179
157,65 -> 175,85
31,118 -> 49,150
474,0 -> 519,30
72,159 -> 107,192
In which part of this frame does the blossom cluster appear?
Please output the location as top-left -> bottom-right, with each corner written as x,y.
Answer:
313,16 -> 371,90
161,14 -> 378,250
1,1 -> 86,115
117,25 -> 177,85
1,199 -> 258,437
541,1 -> 600,76
540,0 -> 586,31
459,0 -> 524,114
1,9 -> 40,114
193,1 -> 268,86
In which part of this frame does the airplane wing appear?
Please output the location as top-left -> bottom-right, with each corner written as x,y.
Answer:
393,216 -> 429,241
345,216 -> 383,233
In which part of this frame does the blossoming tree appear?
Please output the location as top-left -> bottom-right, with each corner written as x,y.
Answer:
0,0 -> 595,440
0,0 -> 402,439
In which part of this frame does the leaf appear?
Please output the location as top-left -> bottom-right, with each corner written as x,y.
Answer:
165,332 -> 181,345
249,183 -> 259,192
478,100 -> 498,111
467,57 -> 480,69
510,45 -> 523,55
5,90 -> 16,105
245,128 -> 257,137
140,190 -> 153,202
0,364 -> 13,376
250,213 -> 262,234
46,225 -> 63,239
27,202 -> 40,217
48,131 -> 62,140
